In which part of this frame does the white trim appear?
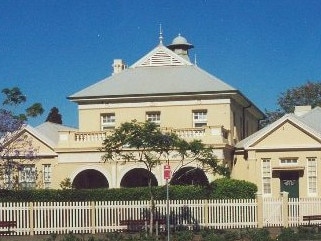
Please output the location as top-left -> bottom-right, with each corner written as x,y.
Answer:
74,92 -> 237,104
307,157 -> 317,196
261,159 -> 272,195
78,99 -> 231,110
247,144 -> 321,150
238,114 -> 321,149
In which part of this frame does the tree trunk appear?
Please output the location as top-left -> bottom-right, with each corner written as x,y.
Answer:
148,177 -> 155,235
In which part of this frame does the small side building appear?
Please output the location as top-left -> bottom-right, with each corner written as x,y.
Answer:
233,106 -> 321,198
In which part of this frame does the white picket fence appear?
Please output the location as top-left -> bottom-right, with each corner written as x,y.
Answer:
1,197 -> 321,236
263,197 -> 321,227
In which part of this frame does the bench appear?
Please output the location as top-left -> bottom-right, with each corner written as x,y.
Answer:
120,219 -> 166,232
0,221 -> 17,235
303,215 -> 321,226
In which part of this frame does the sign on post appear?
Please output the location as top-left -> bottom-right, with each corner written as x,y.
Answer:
163,164 -> 171,180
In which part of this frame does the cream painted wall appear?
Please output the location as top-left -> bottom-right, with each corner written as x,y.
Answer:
8,95 -> 262,191
76,98 -> 261,151
254,150 -> 321,198
254,122 -> 321,148
52,150 -> 225,189
78,100 -> 234,132
60,97 -> 262,190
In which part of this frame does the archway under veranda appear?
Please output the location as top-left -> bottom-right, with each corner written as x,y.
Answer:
170,167 -> 209,186
72,169 -> 109,189
120,168 -> 158,188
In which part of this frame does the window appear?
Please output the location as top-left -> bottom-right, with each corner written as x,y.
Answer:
307,158 -> 317,194
193,110 -> 207,127
262,159 -> 272,195
43,164 -> 51,189
146,112 -> 160,126
280,158 -> 298,165
101,113 -> 115,130
3,162 -> 14,189
19,165 -> 36,189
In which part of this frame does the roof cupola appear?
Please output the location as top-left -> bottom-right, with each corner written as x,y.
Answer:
167,34 -> 194,61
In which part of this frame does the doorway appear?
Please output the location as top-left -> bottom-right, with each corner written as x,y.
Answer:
280,171 -> 299,198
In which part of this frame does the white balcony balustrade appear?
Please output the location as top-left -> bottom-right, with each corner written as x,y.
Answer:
57,126 -> 230,149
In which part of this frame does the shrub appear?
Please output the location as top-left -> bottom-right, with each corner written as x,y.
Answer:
209,178 -> 258,199
277,228 -> 299,241
60,178 -> 72,190
201,229 -> 239,241
244,228 -> 272,241
172,230 -> 194,241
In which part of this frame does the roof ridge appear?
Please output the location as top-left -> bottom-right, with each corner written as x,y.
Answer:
36,121 -> 77,130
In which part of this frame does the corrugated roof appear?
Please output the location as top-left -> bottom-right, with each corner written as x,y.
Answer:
299,107 -> 321,133
69,65 -> 236,99
35,122 -> 78,146
69,43 -> 237,100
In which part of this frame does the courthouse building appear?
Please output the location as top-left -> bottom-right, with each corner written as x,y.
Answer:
13,33 -> 314,196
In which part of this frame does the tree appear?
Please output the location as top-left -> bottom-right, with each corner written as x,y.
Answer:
0,87 -> 44,189
1,87 -> 44,121
2,87 -> 26,106
0,110 -> 23,136
100,120 -> 230,233
46,107 -> 63,124
260,81 -> 321,127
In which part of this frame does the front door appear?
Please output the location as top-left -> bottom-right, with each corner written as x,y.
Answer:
280,171 -> 299,198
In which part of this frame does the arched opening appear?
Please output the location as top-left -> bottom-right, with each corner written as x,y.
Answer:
171,167 -> 208,186
121,168 -> 158,188
72,169 -> 109,189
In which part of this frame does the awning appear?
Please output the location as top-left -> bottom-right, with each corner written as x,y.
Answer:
272,166 -> 305,171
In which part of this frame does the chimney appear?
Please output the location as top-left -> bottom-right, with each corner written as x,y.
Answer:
112,59 -> 126,75
294,105 -> 311,116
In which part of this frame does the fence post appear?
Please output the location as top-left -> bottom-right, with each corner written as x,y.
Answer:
256,193 -> 264,228
91,201 -> 96,234
204,199 -> 209,228
29,202 -> 34,236
280,192 -> 289,227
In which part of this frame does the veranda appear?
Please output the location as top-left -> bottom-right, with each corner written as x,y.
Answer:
0,192 -> 320,236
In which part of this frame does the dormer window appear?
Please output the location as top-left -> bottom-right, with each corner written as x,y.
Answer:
101,113 -> 115,130
193,110 -> 207,127
146,112 -> 161,126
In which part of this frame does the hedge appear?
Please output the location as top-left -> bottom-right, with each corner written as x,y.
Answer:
0,178 -> 257,202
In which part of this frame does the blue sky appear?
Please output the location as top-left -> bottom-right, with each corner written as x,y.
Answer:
1,0 -> 321,127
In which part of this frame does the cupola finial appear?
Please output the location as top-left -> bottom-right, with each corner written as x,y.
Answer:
159,24 -> 163,45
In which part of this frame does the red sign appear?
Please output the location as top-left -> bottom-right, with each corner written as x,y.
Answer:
164,164 -> 171,180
